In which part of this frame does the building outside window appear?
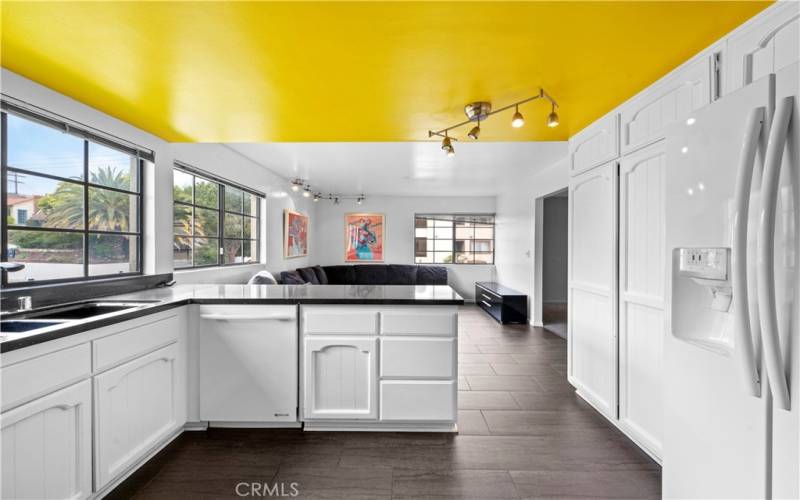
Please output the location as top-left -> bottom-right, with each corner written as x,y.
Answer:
1,109 -> 146,285
414,214 -> 495,264
172,164 -> 263,268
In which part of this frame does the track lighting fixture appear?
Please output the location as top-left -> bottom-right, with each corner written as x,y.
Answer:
511,105 -> 525,128
428,87 -> 560,153
303,187 -> 311,198
467,120 -> 481,140
356,197 -> 363,205
290,178 -> 303,192
313,193 -> 320,202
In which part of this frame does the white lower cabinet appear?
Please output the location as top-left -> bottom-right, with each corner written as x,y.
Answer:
301,305 -> 458,430
303,336 -> 378,420
1,380 -> 92,500
94,343 -> 182,489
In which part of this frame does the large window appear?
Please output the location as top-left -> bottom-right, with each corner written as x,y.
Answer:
1,110 -> 145,285
414,214 -> 495,264
173,165 -> 262,268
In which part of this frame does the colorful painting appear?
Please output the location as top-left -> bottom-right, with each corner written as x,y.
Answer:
284,209 -> 309,258
345,213 -> 384,262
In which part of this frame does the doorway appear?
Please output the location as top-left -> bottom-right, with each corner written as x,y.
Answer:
540,189 -> 568,338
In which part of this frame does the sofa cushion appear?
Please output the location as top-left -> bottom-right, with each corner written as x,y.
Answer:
296,267 -> 320,284
280,270 -> 306,285
416,266 -> 448,285
312,265 -> 329,285
322,265 -> 356,285
354,265 -> 388,285
248,270 -> 277,285
387,264 -> 418,285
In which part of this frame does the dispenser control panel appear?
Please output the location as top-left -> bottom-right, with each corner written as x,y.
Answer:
678,247 -> 728,281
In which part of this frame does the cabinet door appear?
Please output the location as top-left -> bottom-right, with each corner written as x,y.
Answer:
568,161 -> 619,418
94,343 -> 182,489
1,380 -> 92,500
620,55 -> 712,155
725,2 -> 800,94
618,142 -> 666,459
303,336 -> 378,420
569,113 -> 619,176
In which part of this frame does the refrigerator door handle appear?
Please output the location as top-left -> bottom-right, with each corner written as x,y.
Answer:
732,106 -> 766,397
757,95 -> 794,411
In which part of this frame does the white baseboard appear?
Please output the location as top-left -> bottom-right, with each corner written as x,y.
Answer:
303,421 -> 457,433
209,421 -> 302,429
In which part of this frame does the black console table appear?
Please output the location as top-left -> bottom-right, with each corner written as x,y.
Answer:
475,282 -> 528,324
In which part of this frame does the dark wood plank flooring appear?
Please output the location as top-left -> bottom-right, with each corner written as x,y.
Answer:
107,305 -> 660,499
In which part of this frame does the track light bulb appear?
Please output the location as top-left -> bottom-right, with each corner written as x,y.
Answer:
291,184 -> 300,192
511,106 -> 525,128
313,193 -> 320,202
357,197 -> 363,205
303,187 -> 311,198
445,145 -> 455,157
467,123 -> 480,140
441,135 -> 452,150
547,104 -> 559,128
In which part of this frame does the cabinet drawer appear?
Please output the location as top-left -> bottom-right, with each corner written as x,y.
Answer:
380,381 -> 456,422
380,337 -> 455,378
93,313 -> 180,372
1,343 -> 91,412
380,311 -> 456,336
303,308 -> 378,335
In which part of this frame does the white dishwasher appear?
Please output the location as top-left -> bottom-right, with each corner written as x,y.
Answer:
198,304 -> 298,423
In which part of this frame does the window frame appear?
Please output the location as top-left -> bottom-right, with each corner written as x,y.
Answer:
413,213 -> 496,265
1,111 -> 146,288
172,163 -> 263,270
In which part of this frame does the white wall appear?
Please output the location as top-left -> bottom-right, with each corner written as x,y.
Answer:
1,69 -> 315,285
542,195 -> 568,303
494,159 -> 569,324
313,196 -> 496,300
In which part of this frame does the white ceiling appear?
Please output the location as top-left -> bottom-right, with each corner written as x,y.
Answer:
227,142 -> 567,197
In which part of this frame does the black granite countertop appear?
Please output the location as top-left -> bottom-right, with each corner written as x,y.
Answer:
0,284 -> 464,353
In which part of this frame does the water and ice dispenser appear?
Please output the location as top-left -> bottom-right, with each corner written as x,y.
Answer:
671,247 -> 736,353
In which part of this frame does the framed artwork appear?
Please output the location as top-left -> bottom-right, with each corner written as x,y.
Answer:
345,213 -> 384,262
283,209 -> 309,258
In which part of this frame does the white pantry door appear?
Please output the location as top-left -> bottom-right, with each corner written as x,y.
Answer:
618,141 -> 666,459
568,161 -> 619,418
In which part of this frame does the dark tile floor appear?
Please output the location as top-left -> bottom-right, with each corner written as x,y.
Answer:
107,305 -> 660,499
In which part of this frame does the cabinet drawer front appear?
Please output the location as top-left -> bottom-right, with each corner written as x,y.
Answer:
93,313 -> 180,372
380,311 -> 456,336
380,381 -> 456,422
303,309 -> 378,335
380,338 -> 455,378
1,343 -> 91,412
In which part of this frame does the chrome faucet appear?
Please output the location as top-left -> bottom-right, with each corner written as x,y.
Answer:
0,262 -> 25,273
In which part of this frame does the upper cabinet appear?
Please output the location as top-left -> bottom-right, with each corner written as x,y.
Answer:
725,1 -> 800,94
568,113 -> 619,176
620,53 -> 714,155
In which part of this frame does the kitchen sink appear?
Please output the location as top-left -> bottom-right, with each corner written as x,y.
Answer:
19,301 -> 154,321
0,320 -> 65,333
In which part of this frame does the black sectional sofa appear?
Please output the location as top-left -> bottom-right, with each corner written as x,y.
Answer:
279,264 -> 448,286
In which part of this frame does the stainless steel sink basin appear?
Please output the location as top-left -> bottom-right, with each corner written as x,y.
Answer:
1,319 -> 65,333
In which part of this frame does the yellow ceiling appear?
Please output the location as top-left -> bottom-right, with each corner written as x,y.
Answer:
1,1 -> 771,142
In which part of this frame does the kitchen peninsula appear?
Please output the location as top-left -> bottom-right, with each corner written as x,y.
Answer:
0,284 -> 463,498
